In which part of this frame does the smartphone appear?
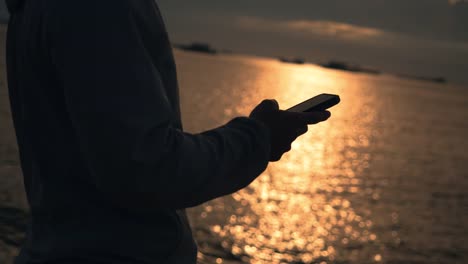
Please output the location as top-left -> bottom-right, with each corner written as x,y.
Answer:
287,93 -> 340,112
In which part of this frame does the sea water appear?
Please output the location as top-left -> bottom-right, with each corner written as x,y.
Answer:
175,50 -> 468,264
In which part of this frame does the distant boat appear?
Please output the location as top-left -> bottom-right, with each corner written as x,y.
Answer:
174,42 -> 217,55
320,61 -> 380,75
278,57 -> 306,65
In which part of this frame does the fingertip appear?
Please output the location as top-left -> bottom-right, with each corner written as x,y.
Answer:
262,99 -> 279,110
271,99 -> 279,109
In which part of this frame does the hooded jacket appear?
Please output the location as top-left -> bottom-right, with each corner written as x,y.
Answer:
6,0 -> 271,263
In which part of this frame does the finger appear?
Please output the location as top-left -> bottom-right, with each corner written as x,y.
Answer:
287,126 -> 307,142
275,146 -> 291,160
259,99 -> 279,111
295,125 -> 308,136
297,111 -> 331,124
277,146 -> 291,159
280,110 -> 330,125
270,153 -> 282,162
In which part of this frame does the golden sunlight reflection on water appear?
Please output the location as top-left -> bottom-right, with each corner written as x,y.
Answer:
177,51 -> 468,264
205,58 -> 378,263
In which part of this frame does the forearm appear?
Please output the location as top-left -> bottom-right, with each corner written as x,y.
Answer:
93,116 -> 270,210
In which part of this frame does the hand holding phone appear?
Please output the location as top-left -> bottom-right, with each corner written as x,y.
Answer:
249,97 -> 334,162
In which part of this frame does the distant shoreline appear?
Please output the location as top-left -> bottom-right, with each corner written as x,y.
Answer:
0,23 -> 457,85
173,42 -> 218,55
319,61 -> 381,75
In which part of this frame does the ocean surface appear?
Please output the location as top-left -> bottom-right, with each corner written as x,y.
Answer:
172,50 -> 468,264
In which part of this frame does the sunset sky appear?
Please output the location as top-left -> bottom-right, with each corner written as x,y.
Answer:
1,0 -> 468,84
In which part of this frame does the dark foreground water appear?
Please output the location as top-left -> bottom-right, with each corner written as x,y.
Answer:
0,40 -> 467,263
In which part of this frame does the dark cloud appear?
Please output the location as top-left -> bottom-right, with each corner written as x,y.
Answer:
158,0 -> 468,43
1,0 -> 466,43
157,0 -> 468,84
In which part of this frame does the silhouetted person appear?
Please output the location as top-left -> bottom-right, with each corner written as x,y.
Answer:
5,0 -> 331,263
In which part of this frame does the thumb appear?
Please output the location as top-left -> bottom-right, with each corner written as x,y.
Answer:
258,99 -> 279,111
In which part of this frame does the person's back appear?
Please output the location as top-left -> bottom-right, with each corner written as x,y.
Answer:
6,0 -> 330,263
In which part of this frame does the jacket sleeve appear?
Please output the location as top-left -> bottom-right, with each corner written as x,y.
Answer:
48,0 -> 270,209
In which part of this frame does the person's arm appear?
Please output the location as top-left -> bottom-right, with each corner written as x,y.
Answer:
49,0 -> 270,210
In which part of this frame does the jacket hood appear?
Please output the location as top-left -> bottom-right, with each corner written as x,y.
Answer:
6,0 -> 25,14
